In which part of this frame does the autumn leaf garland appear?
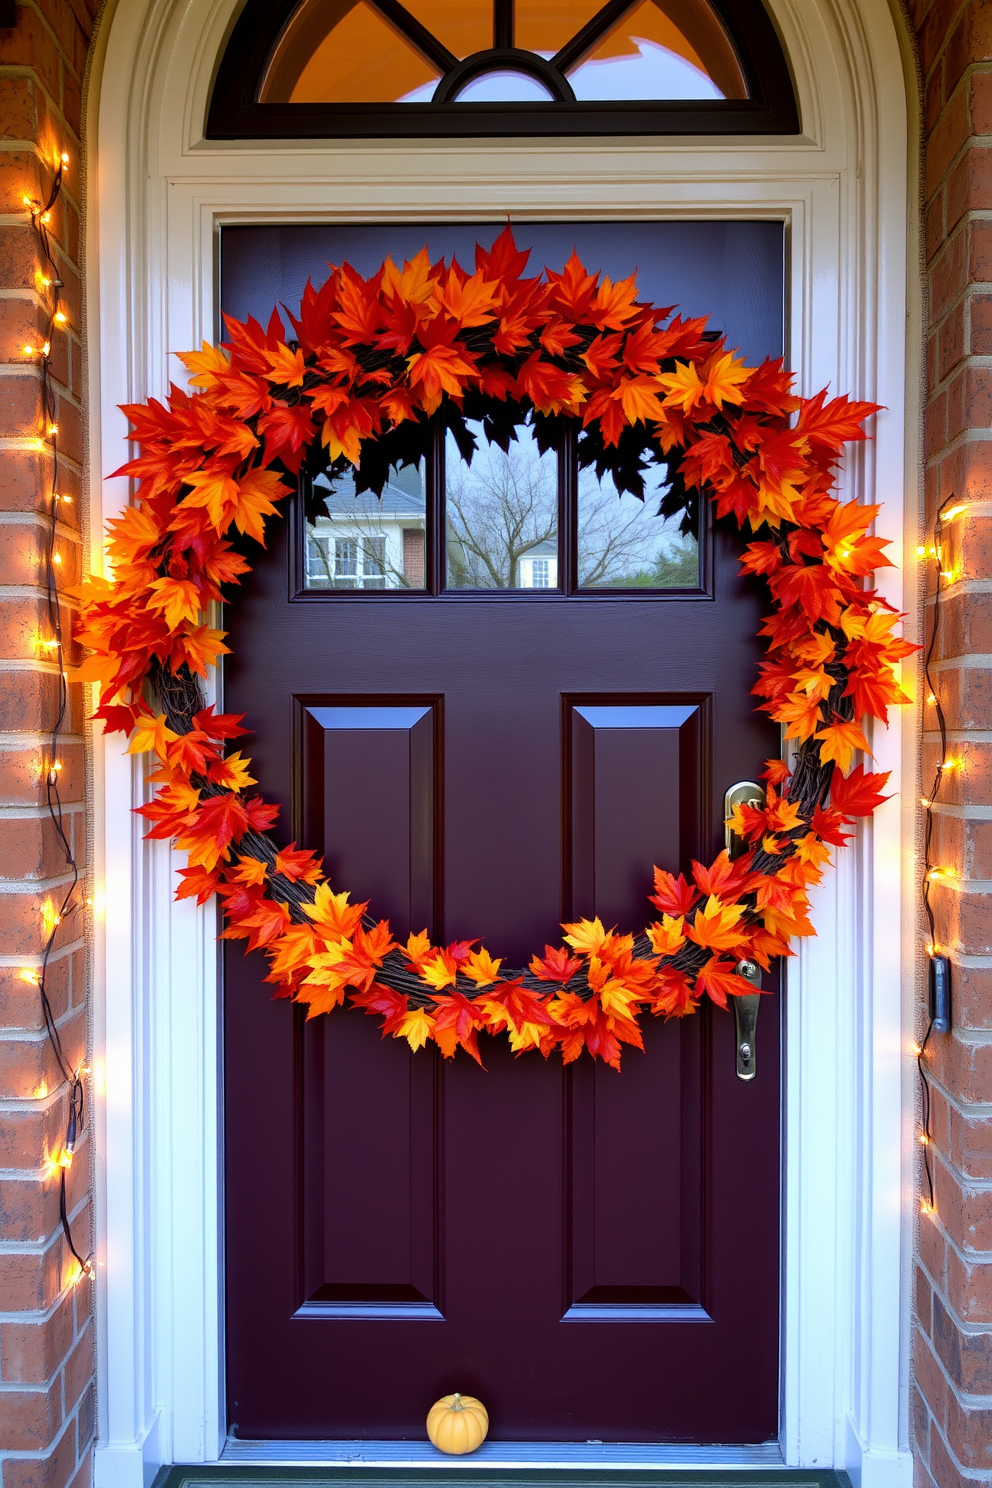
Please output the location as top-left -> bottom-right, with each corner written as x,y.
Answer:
75,229 -> 912,1069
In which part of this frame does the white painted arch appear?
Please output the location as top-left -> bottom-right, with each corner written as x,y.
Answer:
84,2 -> 918,1484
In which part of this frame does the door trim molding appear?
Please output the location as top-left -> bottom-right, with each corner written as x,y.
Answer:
85,1 -> 916,1484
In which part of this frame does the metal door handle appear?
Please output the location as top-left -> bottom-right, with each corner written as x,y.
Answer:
733,958 -> 762,1081
724,780 -> 764,860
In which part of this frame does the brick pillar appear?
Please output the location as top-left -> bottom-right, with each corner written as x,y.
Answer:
913,2 -> 992,1484
0,5 -> 96,1488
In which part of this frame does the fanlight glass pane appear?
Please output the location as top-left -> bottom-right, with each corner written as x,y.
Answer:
259,0 -> 441,103
400,0 -> 492,57
454,69 -> 556,102
446,421 -> 559,590
567,0 -> 747,100
577,465 -> 698,589
514,0 -> 606,57
305,464 -> 427,590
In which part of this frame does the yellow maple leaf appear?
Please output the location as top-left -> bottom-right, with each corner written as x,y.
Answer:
562,916 -> 610,956
230,468 -> 289,544
419,950 -> 459,990
701,350 -> 751,408
658,360 -> 706,412
814,716 -> 871,771
146,577 -> 202,631
685,894 -> 748,952
264,343 -> 306,387
382,248 -> 439,309
463,947 -> 503,986
395,1006 -> 435,1052
126,713 -> 178,759
210,751 -> 256,792
647,914 -> 686,956
176,341 -> 230,390
181,469 -> 239,530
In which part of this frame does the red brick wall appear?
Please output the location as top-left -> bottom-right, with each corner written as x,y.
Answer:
913,2 -> 992,1485
0,5 -> 96,1488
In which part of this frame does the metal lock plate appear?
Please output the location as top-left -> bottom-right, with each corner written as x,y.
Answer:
733,958 -> 762,1081
724,780 -> 765,860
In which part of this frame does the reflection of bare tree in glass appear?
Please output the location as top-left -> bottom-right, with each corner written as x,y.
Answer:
446,432 -> 557,589
578,473 -> 698,589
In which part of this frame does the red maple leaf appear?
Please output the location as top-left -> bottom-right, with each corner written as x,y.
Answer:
829,765 -> 892,818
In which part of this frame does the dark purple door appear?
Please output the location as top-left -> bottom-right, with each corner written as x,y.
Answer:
222,223 -> 783,1444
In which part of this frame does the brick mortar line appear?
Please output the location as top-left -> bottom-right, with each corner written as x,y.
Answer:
920,1209 -> 992,1270
0,870 -> 80,894
0,1145 -> 88,1181
929,803 -> 992,820
926,1415 -> 992,1485
0,733 -> 83,746
923,728 -> 992,740
0,586 -> 81,606
0,1404 -> 81,1465
0,803 -> 84,819
916,1327 -> 992,1417
0,441 -> 82,474
919,0 -> 974,85
923,1068 -> 992,1119
0,659 -> 80,676
0,942 -> 86,967
926,136 -> 992,214
929,654 -> 992,671
936,1026 -> 992,1048
0,1087 -> 74,1116
925,426 -> 992,464
926,354 -> 992,402
925,579 -> 992,597
921,878 -> 992,893
0,515 -> 83,543
929,1143 -> 992,1195
0,1315 -> 92,1397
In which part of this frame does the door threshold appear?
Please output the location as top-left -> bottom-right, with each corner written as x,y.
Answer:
219,1439 -> 790,1470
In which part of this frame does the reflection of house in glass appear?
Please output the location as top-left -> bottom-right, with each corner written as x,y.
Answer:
305,466 -> 426,589
518,537 -> 558,588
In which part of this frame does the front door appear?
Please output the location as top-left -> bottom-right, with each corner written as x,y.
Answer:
222,222 -> 783,1444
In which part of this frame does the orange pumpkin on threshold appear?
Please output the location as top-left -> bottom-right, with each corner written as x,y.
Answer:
426,1393 -> 489,1454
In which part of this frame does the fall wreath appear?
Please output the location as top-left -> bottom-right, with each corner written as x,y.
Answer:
76,229 -> 911,1068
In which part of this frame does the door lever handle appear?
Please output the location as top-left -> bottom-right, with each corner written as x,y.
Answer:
724,780 -> 764,860
732,958 -> 762,1081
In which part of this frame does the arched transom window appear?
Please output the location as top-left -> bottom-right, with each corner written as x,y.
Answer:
209,0 -> 798,137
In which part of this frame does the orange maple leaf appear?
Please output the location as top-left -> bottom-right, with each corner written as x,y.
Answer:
814,713 -> 871,771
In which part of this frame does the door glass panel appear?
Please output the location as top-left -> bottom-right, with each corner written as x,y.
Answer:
567,0 -> 747,100
577,465 -> 698,589
400,0 -> 493,57
259,0 -> 442,103
445,421 -> 559,590
305,464 -> 427,590
514,0 -> 607,57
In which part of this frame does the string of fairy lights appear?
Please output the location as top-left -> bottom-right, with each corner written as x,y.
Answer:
915,493 -> 965,1216
11,148 -> 959,1266
21,151 -> 93,1285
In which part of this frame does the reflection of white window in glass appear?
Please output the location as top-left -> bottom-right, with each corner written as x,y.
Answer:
335,538 -> 358,585
362,536 -> 387,588
530,558 -> 551,588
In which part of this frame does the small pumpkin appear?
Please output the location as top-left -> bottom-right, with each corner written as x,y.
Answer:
426,1392 -> 489,1455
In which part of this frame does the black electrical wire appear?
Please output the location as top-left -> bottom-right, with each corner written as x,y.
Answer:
917,492 -> 958,1214
26,158 -> 92,1281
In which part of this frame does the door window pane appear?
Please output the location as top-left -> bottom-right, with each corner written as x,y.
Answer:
446,421 -> 559,590
514,0 -> 606,57
400,0 -> 492,57
454,70 -> 556,102
567,0 -> 746,100
305,464 -> 427,590
260,0 -> 442,103
577,465 -> 698,589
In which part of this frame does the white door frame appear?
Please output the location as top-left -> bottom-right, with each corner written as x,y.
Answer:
85,1 -> 918,1484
